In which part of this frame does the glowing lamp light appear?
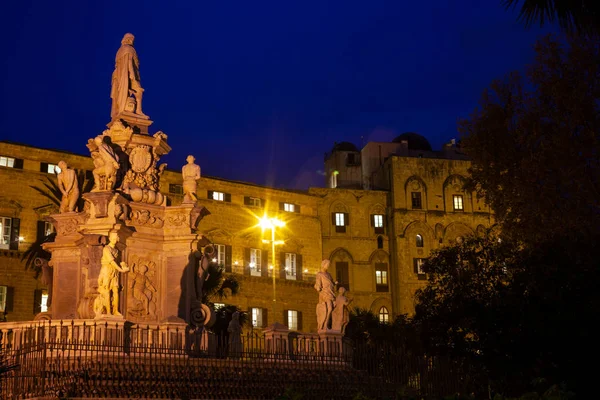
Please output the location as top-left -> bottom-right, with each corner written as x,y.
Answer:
249,262 -> 256,268
259,216 -> 285,230
212,258 -> 217,263
304,269 -> 308,273
18,236 -> 25,242
269,265 -> 273,270
234,260 -> 239,265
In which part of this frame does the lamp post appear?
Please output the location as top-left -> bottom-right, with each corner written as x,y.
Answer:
259,217 -> 285,313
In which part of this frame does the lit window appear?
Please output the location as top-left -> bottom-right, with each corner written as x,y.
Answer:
0,286 -> 7,312
411,192 -> 422,209
335,213 -> 345,226
453,195 -> 464,211
0,216 -> 12,249
0,156 -> 15,168
376,270 -> 388,285
285,253 -> 297,280
213,244 -> 225,265
414,258 -> 426,275
212,191 -> 224,201
251,308 -> 263,328
47,163 -> 61,174
373,215 -> 383,228
44,222 -> 54,237
416,234 -> 424,247
250,248 -> 262,277
249,197 -> 261,207
41,291 -> 49,313
378,307 -> 389,323
287,310 -> 299,330
284,203 -> 295,212
214,303 -> 225,310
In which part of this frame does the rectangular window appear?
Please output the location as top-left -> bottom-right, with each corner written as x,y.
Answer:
283,203 -> 295,213
169,184 -> 183,195
411,192 -> 422,209
335,212 -> 345,226
287,310 -> 299,331
212,244 -> 226,266
249,197 -> 261,207
0,156 -> 15,168
0,217 -> 12,249
44,222 -> 54,237
373,214 -> 384,234
250,248 -> 262,277
40,290 -> 49,313
47,163 -> 60,174
212,191 -> 225,201
453,195 -> 464,211
0,286 -> 7,312
285,253 -> 297,280
414,258 -> 426,280
251,307 -> 263,328
375,263 -> 389,292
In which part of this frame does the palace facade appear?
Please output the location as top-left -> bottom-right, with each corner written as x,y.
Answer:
0,133 -> 492,332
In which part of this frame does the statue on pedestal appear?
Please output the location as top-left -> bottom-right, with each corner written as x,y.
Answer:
182,155 -> 201,203
111,33 -> 146,119
332,287 -> 352,334
89,136 -> 120,191
94,232 -> 129,317
314,259 -> 337,331
57,161 -> 79,213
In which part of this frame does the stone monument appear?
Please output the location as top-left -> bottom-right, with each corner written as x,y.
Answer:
331,287 -> 352,334
41,33 -> 211,330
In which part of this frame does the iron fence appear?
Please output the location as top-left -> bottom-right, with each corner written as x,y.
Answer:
0,320 -> 474,399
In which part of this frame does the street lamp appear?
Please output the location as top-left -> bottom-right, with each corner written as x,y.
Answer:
259,216 -> 285,310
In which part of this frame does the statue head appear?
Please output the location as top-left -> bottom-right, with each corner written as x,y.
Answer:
58,161 -> 67,172
321,259 -> 330,271
186,155 -> 195,164
121,33 -> 135,46
338,287 -> 346,295
108,232 -> 120,245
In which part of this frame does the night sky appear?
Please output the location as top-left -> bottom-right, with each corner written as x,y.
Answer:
0,1 -> 554,189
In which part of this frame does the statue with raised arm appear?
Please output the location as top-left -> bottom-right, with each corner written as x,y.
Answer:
90,136 -> 120,191
182,155 -> 201,203
314,259 -> 337,331
94,232 -> 129,317
57,161 -> 79,213
111,33 -> 146,119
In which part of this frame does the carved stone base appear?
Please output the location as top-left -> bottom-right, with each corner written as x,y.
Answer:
108,111 -> 153,134
94,313 -> 126,322
83,191 -> 117,218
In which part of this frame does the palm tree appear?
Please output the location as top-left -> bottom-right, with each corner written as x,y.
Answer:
23,170 -> 93,277
201,262 -> 247,333
503,0 -> 600,36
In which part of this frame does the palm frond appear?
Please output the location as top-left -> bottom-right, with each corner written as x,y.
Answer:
29,179 -> 61,207
21,233 -> 55,279
214,275 -> 240,300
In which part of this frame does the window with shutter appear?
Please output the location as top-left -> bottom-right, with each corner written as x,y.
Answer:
0,216 -> 12,250
414,258 -> 426,280
261,250 -> 269,277
284,253 -> 297,280
372,214 -> 384,234
0,156 -> 16,168
0,286 -> 7,312
287,310 -> 299,330
333,212 -> 346,233
9,217 -> 20,250
251,307 -> 264,328
336,261 -> 350,291
250,248 -> 262,276
375,263 -> 389,292
411,192 -> 422,209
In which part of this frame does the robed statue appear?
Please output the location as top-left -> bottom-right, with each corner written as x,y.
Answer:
314,259 -> 337,331
111,33 -> 146,119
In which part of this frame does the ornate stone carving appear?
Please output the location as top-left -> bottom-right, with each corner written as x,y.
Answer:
314,259 -> 336,331
128,256 -> 157,319
57,218 -> 79,236
93,232 -> 129,317
130,145 -> 152,173
57,161 -> 80,213
166,213 -> 187,227
331,287 -> 352,334
411,180 -> 421,191
131,209 -> 164,228
111,33 -> 146,119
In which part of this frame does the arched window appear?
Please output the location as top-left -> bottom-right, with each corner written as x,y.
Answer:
416,234 -> 424,247
377,236 -> 384,249
378,306 -> 389,323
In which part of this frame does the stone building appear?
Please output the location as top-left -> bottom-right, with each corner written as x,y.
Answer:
0,132 -> 492,327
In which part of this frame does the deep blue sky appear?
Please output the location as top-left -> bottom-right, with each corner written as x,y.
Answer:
0,1 -> 554,189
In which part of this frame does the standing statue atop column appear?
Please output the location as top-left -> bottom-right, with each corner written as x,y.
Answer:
314,259 -> 337,331
57,161 -> 79,213
182,155 -> 201,203
111,33 -> 146,119
94,232 -> 130,317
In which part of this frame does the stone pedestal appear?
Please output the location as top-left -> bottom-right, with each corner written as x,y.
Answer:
318,330 -> 346,359
265,322 -> 290,357
108,111 -> 153,135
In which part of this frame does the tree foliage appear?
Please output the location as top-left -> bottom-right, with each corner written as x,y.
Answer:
503,0 -> 600,36
460,34 -> 600,245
